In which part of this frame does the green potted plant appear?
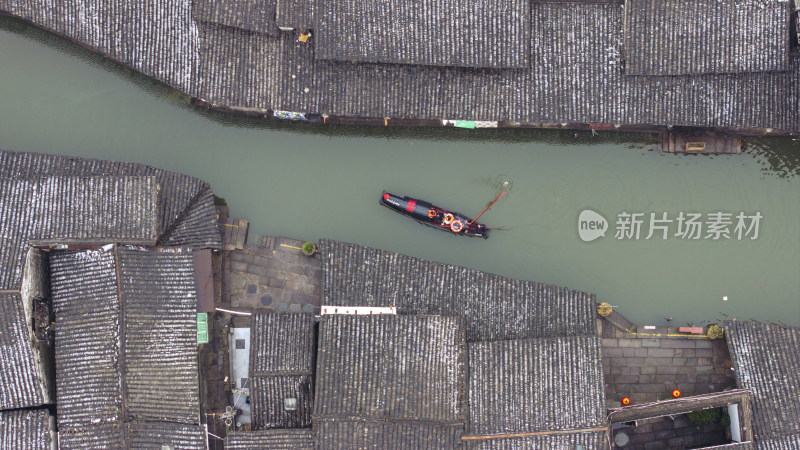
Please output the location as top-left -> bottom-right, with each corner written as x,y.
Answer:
687,408 -> 721,426
302,241 -> 317,256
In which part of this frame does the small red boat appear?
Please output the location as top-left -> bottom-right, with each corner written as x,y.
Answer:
380,191 -> 490,238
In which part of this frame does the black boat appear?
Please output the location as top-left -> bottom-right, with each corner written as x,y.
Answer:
380,191 -> 490,238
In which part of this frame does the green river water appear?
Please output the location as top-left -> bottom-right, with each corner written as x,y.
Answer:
1,17 -> 798,326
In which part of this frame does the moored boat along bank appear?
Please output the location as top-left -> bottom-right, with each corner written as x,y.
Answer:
1,149 -> 798,449
2,0 -> 799,149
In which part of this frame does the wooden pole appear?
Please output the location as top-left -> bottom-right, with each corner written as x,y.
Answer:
468,189 -> 507,226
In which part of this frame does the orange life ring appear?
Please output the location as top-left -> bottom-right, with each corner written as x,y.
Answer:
428,209 -> 437,218
450,220 -> 464,233
443,214 -> 455,225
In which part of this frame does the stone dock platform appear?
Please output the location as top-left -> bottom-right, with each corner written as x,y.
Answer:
600,312 -> 736,449
228,236 -> 321,314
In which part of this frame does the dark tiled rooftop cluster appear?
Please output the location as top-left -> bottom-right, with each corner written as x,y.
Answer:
725,320 -> 800,448
2,0 -> 797,131
49,246 -> 203,446
0,149 -> 220,445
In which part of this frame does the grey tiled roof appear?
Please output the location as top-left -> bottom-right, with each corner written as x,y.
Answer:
159,187 -> 222,248
467,336 -> 606,436
57,424 -> 123,449
0,293 -> 48,410
58,422 -> 206,449
315,0 -> 530,69
0,176 -> 160,289
225,429 -> 314,449
125,422 -> 206,448
724,321 -> 800,447
0,149 -> 221,254
2,2 -> 797,131
50,246 -> 201,444
623,0 -> 789,75
320,239 -> 597,342
463,431 -> 608,449
0,409 -> 53,450
191,0 -> 278,35
314,315 -> 466,447
0,0 -> 198,94
315,420 -> 464,449
249,311 -> 315,429
275,0 -> 313,29
50,249 -> 123,429
117,247 -> 201,424
191,6 -> 799,131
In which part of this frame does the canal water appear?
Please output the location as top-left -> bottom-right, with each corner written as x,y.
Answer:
1,17 -> 798,326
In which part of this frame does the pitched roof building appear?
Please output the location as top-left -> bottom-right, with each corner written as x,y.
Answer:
314,0 -> 530,69
465,336 -> 606,446
249,311 -> 315,429
0,176 -> 161,289
2,0 -> 798,133
320,239 -> 597,342
0,149 -> 221,252
314,315 -> 467,448
623,0 -> 789,76
0,292 -> 51,411
225,429 -> 314,449
49,246 -> 203,448
724,320 -> 800,448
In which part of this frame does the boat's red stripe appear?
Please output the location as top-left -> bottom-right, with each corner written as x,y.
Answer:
406,199 -> 416,212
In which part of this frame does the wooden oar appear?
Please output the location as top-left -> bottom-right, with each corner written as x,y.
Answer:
468,189 -> 507,226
